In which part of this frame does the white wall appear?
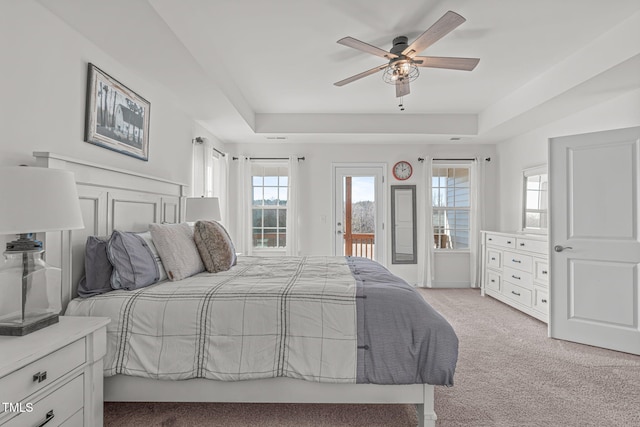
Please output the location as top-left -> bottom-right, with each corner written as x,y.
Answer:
0,1 -> 216,248
226,141 -> 497,285
496,89 -> 640,232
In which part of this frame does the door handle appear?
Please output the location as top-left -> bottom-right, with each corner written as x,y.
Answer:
554,245 -> 573,252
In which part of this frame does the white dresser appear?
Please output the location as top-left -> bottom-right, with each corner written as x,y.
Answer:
0,316 -> 109,426
481,231 -> 549,323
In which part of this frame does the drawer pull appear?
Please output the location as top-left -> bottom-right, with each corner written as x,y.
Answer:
511,275 -> 521,280
542,270 -> 548,274
511,259 -> 522,263
519,242 -> 526,247
511,291 -> 521,297
491,257 -> 496,261
37,410 -> 55,427
488,238 -> 493,241
541,299 -> 548,303
490,279 -> 495,283
33,371 -> 47,383
507,240 -> 512,244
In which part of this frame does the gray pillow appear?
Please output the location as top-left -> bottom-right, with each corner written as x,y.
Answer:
77,236 -> 113,298
194,220 -> 237,273
149,223 -> 204,281
107,230 -> 163,290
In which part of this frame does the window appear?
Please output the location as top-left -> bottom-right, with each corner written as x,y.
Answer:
252,163 -> 288,249
522,166 -> 548,233
432,166 -> 470,250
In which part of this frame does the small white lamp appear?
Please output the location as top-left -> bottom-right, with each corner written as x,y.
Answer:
0,166 -> 84,336
185,197 -> 221,222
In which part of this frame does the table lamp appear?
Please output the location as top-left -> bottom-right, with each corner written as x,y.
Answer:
0,166 -> 84,336
185,197 -> 221,222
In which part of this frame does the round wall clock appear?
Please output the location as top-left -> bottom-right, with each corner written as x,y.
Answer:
393,161 -> 413,180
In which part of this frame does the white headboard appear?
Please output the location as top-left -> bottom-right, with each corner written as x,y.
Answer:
34,152 -> 188,309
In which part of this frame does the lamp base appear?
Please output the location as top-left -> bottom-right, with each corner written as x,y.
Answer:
0,313 -> 59,336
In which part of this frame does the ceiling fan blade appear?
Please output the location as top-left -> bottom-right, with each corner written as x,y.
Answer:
334,64 -> 388,87
402,11 -> 466,57
396,79 -> 410,97
413,56 -> 480,71
337,37 -> 398,59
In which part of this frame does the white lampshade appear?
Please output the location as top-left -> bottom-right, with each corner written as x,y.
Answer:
0,167 -> 84,235
185,197 -> 221,222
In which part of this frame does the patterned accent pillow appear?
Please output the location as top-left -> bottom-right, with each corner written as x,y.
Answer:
77,235 -> 113,298
149,223 -> 205,281
107,230 -> 163,290
193,220 -> 237,273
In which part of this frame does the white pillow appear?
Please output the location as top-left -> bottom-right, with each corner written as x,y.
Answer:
149,223 -> 204,281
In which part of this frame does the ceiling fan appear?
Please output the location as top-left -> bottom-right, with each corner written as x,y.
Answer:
334,11 -> 480,98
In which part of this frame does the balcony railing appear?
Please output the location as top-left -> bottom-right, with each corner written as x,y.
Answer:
345,233 -> 375,259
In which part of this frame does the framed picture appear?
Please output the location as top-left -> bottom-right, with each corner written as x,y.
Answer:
85,63 -> 150,161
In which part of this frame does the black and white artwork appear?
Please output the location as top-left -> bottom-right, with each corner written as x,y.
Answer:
85,63 -> 150,161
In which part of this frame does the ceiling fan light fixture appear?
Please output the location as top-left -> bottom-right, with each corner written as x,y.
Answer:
382,60 -> 419,85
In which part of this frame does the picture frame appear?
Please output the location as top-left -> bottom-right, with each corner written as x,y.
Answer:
85,63 -> 150,161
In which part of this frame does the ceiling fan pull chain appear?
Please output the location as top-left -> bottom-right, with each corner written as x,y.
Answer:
398,97 -> 405,111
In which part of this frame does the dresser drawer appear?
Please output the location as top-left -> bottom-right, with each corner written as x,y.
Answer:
0,338 -> 85,412
486,271 -> 501,292
61,409 -> 84,427
4,374 -> 84,427
504,267 -> 533,288
486,249 -> 502,269
503,281 -> 532,307
503,251 -> 533,273
534,259 -> 549,284
533,287 -> 549,314
515,238 -> 547,254
485,233 -> 515,249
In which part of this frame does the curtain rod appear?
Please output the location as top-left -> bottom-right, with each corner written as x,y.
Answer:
212,147 -> 226,157
232,156 -> 305,161
418,157 -> 491,162
192,137 -> 226,157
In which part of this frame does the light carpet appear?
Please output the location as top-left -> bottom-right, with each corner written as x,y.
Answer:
104,288 -> 640,426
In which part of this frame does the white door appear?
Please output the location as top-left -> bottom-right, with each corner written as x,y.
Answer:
333,165 -> 385,264
550,126 -> 640,355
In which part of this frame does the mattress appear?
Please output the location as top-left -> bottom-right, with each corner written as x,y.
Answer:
66,256 -> 458,386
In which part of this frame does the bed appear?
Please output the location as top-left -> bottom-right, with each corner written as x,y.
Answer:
35,152 -> 457,427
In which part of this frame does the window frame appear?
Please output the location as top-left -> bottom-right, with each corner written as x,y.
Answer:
250,161 -> 289,252
432,162 -> 472,252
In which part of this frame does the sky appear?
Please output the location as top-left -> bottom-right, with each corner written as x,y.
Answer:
350,176 -> 375,202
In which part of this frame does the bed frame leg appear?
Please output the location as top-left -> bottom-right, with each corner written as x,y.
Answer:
415,384 -> 437,427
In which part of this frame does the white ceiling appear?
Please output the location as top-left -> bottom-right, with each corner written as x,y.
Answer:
38,0 -> 640,145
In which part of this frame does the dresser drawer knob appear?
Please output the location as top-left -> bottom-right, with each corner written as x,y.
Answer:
33,371 -> 47,383
491,257 -> 496,261
488,238 -> 493,241
542,270 -> 548,274
507,240 -> 512,244
37,410 -> 55,427
491,279 -> 495,283
512,259 -> 521,263
511,275 -> 521,280
511,290 -> 521,297
541,299 -> 548,303
520,242 -> 525,246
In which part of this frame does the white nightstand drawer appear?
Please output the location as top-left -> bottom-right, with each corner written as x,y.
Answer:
0,338 -> 85,411
515,238 -> 547,254
504,267 -> 533,288
504,251 -> 533,273
535,260 -> 549,284
533,287 -> 549,314
503,281 -> 532,307
486,271 -> 501,292
485,233 -> 516,249
487,249 -> 502,269
5,374 -> 84,427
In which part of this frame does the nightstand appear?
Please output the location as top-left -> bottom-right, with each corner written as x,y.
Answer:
0,316 -> 109,426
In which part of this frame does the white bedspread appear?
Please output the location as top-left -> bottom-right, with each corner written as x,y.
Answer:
66,256 -> 357,383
